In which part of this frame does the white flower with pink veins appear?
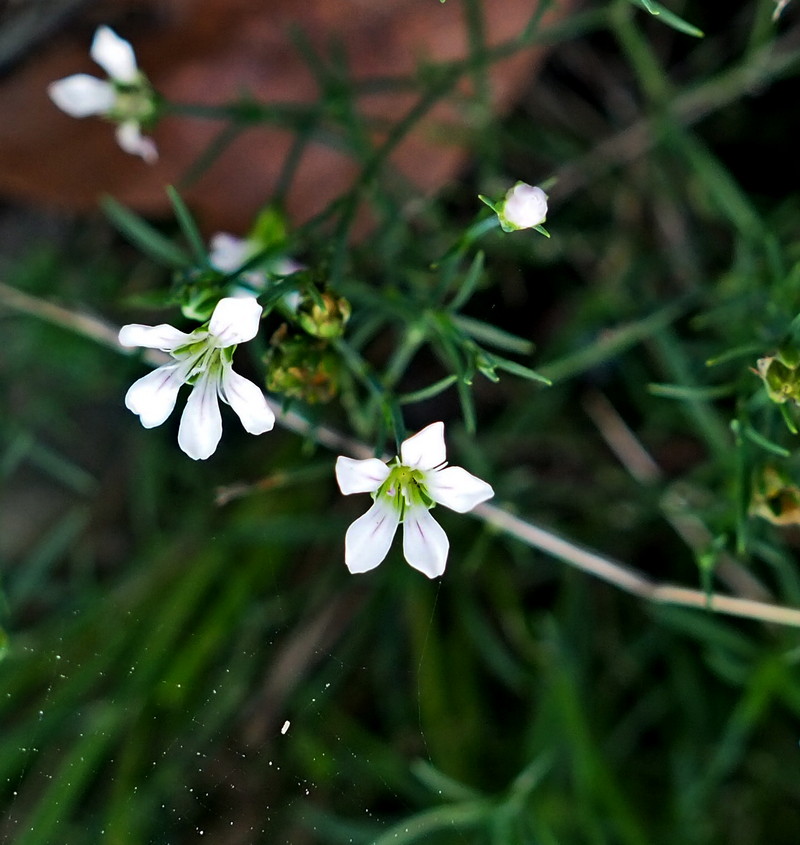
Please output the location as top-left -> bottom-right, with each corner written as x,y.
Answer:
335,422 -> 494,578
119,297 -> 275,460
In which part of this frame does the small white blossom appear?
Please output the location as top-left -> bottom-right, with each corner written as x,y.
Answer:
499,182 -> 548,231
208,233 -> 254,276
335,422 -> 494,578
209,232 -> 303,308
48,25 -> 158,163
119,297 -> 275,460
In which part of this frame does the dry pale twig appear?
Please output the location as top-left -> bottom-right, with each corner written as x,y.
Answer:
583,389 -> 775,605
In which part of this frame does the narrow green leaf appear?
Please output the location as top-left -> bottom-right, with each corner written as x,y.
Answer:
399,375 -> 458,405
16,710 -> 119,845
411,760 -> 483,802
372,801 -> 492,845
10,508 -> 89,606
388,399 -> 407,448
457,378 -> 477,434
475,352 -> 500,382
452,314 -> 534,354
780,402 -> 798,435
627,0 -> 704,37
730,419 -> 749,556
706,344 -> 762,367
671,132 -> 762,235
648,382 -> 735,400
742,425 -> 791,457
166,185 -> 207,263
101,196 -> 189,268
260,277 -> 303,310
540,300 -> 687,383
507,752 -> 554,800
449,250 -> 485,312
492,355 -> 552,386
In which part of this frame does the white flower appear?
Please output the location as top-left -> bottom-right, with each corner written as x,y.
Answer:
48,25 -> 158,163
208,233 -> 254,276
119,297 -> 275,460
335,422 -> 494,578
209,232 -> 303,308
499,182 -> 548,231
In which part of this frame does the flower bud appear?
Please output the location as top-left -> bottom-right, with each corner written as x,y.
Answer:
499,182 -> 548,231
172,268 -> 227,322
265,326 -> 341,403
750,466 -> 800,526
295,291 -> 351,339
755,356 -> 800,405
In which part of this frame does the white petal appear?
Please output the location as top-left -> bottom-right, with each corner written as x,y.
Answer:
208,297 -> 263,347
177,373 -> 223,460
424,466 -> 494,513
219,364 -> 275,434
344,499 -> 400,574
228,280 -> 266,299
119,322 -> 194,351
115,122 -> 158,163
91,26 -> 138,83
208,233 -> 251,273
400,421 -> 446,470
48,74 -> 114,117
273,257 -> 304,276
402,507 -> 449,578
124,363 -> 186,428
280,290 -> 302,313
335,457 -> 390,495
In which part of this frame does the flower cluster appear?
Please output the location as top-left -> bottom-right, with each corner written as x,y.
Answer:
64,26 -> 500,576
48,26 -> 159,162
120,295 -> 492,573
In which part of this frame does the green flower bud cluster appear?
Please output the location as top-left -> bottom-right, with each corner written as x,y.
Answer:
265,287 -> 352,403
294,291 -> 351,339
264,325 -> 342,404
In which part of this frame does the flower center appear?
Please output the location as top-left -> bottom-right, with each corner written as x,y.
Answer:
170,334 -> 230,386
376,463 -> 434,520
111,78 -> 158,124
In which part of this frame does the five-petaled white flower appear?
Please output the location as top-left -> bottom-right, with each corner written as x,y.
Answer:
48,25 -> 158,162
119,297 -> 275,460
335,422 -> 494,578
499,182 -> 548,231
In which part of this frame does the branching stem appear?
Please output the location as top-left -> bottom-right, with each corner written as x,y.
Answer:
4,281 -> 800,628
